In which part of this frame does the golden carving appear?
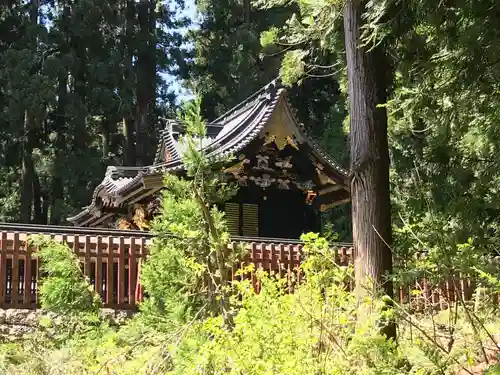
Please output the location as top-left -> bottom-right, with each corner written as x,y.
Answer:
263,133 -> 276,146
305,191 -> 317,205
118,218 -> 133,230
224,158 -> 250,175
286,136 -> 299,150
273,134 -> 288,151
261,100 -> 299,151
132,205 -> 149,231
316,168 -> 336,185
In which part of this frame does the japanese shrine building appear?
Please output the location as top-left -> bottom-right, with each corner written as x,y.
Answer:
68,80 -> 351,239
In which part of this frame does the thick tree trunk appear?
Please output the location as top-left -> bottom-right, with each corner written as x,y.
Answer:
20,0 -> 41,223
20,159 -> 33,222
120,0 -> 136,165
20,113 -> 34,223
32,171 -> 45,224
122,117 -> 134,163
50,63 -> 68,225
20,111 -> 43,223
343,0 -> 395,338
135,0 -> 156,166
71,3 -> 87,152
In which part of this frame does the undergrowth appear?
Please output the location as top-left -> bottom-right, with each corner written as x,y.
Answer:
1,234 -> 499,375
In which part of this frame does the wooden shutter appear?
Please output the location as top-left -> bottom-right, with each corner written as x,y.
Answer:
225,203 -> 240,236
242,203 -> 259,237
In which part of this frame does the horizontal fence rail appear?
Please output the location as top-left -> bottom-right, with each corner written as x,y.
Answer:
0,230 -> 151,309
0,224 -> 353,310
0,223 -> 497,311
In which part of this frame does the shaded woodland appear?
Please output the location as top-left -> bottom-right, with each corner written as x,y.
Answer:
0,0 -> 348,233
2,1 -> 500,374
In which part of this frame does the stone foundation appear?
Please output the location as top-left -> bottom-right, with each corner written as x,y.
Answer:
0,308 -> 136,342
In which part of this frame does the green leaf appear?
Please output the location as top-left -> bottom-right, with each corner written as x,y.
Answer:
260,27 -> 279,48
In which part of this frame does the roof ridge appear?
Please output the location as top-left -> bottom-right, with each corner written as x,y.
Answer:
281,95 -> 349,177
210,78 -> 281,125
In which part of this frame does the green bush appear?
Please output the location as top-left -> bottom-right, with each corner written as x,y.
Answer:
139,97 -> 241,328
31,235 -> 101,315
166,234 -> 404,375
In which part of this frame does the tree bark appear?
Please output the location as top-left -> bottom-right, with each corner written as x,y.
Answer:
135,0 -> 156,166
72,38 -> 87,153
50,23 -> 69,225
50,74 -> 67,225
32,171 -> 45,224
343,0 -> 395,338
20,0 -> 41,223
20,112 -> 34,223
120,0 -> 136,165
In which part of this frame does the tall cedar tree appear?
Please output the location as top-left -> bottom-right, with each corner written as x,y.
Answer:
343,0 -> 395,338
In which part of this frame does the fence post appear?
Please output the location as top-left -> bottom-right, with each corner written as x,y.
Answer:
128,237 -> 136,307
250,243 -> 257,293
95,236 -> 103,301
23,237 -> 32,307
118,237 -> 125,306
135,237 -> 146,303
107,236 -> 114,306
12,233 -> 20,307
0,232 -> 6,307
83,236 -> 91,279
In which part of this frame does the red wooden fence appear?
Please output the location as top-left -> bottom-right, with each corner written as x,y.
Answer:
0,226 -> 497,311
230,242 -> 353,293
0,230 -> 150,309
0,227 -> 353,310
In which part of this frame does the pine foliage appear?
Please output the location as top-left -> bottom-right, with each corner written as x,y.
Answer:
31,235 -> 101,315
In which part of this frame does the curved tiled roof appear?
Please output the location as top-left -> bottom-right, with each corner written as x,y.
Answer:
68,79 -> 350,227
153,120 -> 182,164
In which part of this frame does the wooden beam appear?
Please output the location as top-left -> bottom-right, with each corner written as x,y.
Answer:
142,173 -> 164,189
320,198 -> 351,212
318,184 -> 345,195
128,187 -> 162,206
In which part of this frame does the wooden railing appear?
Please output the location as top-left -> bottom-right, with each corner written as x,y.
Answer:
231,241 -> 353,293
0,227 -> 150,309
0,223 -> 353,310
0,223 -> 497,311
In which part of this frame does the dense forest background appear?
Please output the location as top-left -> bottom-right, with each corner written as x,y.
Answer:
3,1 -> 500,373
0,0 -> 348,232
2,0 -> 500,253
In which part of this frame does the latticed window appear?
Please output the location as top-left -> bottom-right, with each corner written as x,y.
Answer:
224,203 -> 240,236
224,202 -> 259,237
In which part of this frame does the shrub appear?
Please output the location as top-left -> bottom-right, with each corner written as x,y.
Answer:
139,96 -> 242,328
166,234 -> 405,375
30,235 -> 101,315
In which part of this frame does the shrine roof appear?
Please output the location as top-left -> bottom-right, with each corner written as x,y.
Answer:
67,79 -> 350,227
